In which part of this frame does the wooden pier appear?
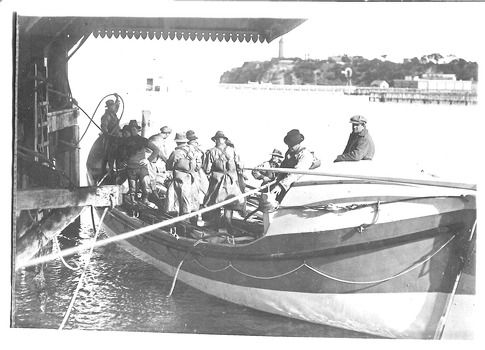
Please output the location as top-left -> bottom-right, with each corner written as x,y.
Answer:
353,87 -> 477,105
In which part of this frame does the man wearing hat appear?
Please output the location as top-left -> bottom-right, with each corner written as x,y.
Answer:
271,129 -> 315,202
252,149 -> 284,185
203,130 -> 245,234
148,125 -> 173,187
100,96 -> 122,177
334,115 -> 375,162
122,120 -> 160,205
186,130 -> 209,214
165,132 -> 199,219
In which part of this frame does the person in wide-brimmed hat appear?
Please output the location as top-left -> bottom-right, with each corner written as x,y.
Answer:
100,95 -> 122,177
202,130 -> 245,234
164,132 -> 199,220
271,129 -> 319,202
186,130 -> 209,225
252,148 -> 284,185
334,115 -> 375,162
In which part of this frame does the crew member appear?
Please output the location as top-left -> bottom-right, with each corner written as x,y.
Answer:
334,115 -> 375,162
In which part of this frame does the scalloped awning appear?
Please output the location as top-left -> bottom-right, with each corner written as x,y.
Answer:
19,16 -> 306,48
91,18 -> 306,43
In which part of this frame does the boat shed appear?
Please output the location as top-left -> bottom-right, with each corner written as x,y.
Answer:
12,5 -> 305,267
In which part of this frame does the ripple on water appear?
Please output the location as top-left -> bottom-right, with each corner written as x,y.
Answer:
13,232 -> 375,338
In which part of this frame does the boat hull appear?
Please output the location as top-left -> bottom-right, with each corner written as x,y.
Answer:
87,135 -> 475,338
97,201 -> 474,338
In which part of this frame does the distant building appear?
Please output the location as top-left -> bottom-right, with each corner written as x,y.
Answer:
279,37 -> 284,59
370,80 -> 389,89
421,73 -> 456,81
394,74 -> 472,91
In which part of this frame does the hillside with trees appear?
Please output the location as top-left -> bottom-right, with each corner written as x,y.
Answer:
219,54 -> 478,87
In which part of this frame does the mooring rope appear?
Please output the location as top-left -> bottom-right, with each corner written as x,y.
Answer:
58,207 -> 108,330
18,181 -> 273,270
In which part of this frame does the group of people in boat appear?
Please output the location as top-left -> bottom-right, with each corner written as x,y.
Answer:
99,97 -> 374,233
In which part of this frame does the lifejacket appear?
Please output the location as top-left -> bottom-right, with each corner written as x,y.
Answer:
212,146 -> 237,173
173,146 -> 196,173
282,147 -> 321,170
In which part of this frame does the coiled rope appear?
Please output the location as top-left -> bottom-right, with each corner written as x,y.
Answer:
58,207 -> 108,330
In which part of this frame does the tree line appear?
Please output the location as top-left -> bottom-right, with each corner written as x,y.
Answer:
219,54 -> 478,87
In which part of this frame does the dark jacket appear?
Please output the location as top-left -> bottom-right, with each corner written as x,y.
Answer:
335,128 -> 375,162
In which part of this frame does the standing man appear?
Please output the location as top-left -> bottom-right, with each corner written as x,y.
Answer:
334,115 -> 375,162
271,129 -> 315,202
252,149 -> 284,185
203,131 -> 245,234
186,130 -> 209,213
123,120 -> 160,205
165,132 -> 199,218
148,126 -> 173,189
100,96 -> 122,177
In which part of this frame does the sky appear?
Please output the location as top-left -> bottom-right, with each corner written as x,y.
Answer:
64,2 -> 484,91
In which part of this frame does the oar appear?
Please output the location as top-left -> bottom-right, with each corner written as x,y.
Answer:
243,167 -> 476,191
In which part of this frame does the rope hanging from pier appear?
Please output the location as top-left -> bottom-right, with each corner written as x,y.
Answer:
58,207 -> 108,330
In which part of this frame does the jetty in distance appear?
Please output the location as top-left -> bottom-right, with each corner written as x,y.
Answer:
219,83 -> 477,105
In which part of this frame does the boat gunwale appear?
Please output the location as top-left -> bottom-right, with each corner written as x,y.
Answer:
102,205 -> 468,261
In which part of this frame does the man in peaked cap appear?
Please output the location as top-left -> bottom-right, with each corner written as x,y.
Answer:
252,149 -> 284,185
149,125 -> 173,169
334,115 -> 375,162
122,119 -> 160,205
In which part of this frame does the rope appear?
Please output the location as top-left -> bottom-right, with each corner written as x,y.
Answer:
58,207 -> 108,330
188,234 -> 456,285
54,236 -> 80,271
434,219 -> 477,339
305,235 -> 456,285
168,260 -> 184,297
18,181 -> 274,270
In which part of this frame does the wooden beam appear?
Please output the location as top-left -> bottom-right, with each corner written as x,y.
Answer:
16,185 -> 122,210
15,206 -> 85,269
46,108 -> 78,132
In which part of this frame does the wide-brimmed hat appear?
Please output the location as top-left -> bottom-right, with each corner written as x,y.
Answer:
270,149 -> 284,158
121,125 -> 131,133
128,120 -> 141,130
174,132 -> 189,143
283,129 -> 304,147
105,99 -> 115,107
211,130 -> 228,142
160,126 -> 172,133
186,130 -> 198,141
349,115 -> 367,124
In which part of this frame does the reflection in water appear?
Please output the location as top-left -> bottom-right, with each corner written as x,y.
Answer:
12,226 -> 374,338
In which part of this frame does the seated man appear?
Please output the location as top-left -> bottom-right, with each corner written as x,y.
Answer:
122,120 -> 160,205
252,149 -> 284,185
334,115 -> 375,162
271,129 -> 315,203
